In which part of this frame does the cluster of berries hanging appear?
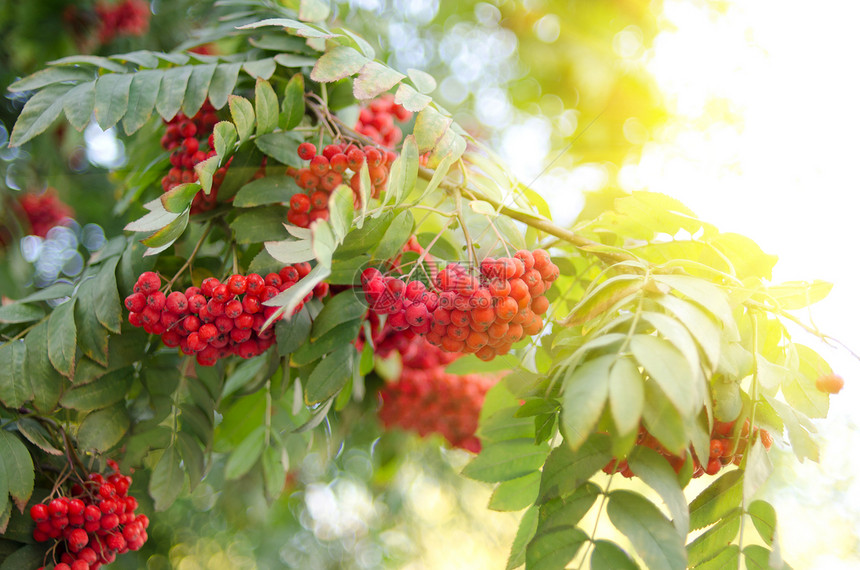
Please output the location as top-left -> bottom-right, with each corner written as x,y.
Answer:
159,100 -> 227,214
94,0 -> 150,44
354,94 -> 412,148
361,249 -> 558,361
30,461 -> 148,569
17,189 -> 74,237
369,319 -> 496,452
285,142 -> 398,228
603,418 -> 773,479
124,265 -> 327,366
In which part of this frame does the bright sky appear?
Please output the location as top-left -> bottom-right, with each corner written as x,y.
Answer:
626,0 -> 860,567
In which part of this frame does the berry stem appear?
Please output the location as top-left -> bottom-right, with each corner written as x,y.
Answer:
454,189 -> 477,267
577,474 -> 615,569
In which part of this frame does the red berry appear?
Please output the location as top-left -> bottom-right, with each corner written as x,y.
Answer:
124,292 -> 146,313
227,274 -> 247,295
290,193 -> 311,214
137,271 -> 160,294
48,498 -> 68,517
297,142 -> 317,161
165,291 -> 189,314
246,273 -> 265,294
30,504 -> 49,522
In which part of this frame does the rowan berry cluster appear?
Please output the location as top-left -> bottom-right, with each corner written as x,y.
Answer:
355,94 -> 412,148
30,461 -> 148,569
602,419 -> 773,479
285,141 -> 397,228
361,249 -> 558,361
124,265 -> 327,366
95,0 -> 150,44
17,189 -> 74,237
159,100 -> 228,214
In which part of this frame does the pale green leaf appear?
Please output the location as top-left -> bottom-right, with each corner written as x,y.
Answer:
607,490 -> 687,570
94,73 -> 132,130
311,46 -> 368,82
254,78 -> 279,135
155,65 -> 193,121
122,69 -> 162,135
560,354 -> 612,451
353,61 -> 406,100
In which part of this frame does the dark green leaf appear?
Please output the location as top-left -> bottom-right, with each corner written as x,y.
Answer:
95,256 -> 123,334
628,446 -> 690,536
462,439 -> 549,483
311,291 -> 367,341
525,526 -> 588,570
687,508 -> 741,567
689,470 -> 743,531
46,299 -> 77,377
228,94 -> 255,144
254,131 -> 304,166
0,304 -> 43,324
76,402 -> 130,452
15,283 -> 74,304
123,69 -> 162,135
276,309 -> 312,355
560,354 -> 612,451
254,78 -> 279,135
63,81 -> 96,132
176,431 -> 205,492
149,446 -> 185,511
16,418 -> 62,456
538,433 -> 611,504
0,545 -> 48,570
155,66 -> 193,121
24,321 -> 64,412
60,367 -> 133,412
182,63 -> 217,117
282,73 -> 305,130
74,278 -> 110,365
748,500 -> 777,547
606,490 -> 687,570
591,540 -> 639,570
225,426 -> 266,480
209,62 -> 243,109
0,341 -> 30,408
230,206 -> 291,244
0,431 -> 34,512
9,85 -> 71,147
180,404 -> 213,446
488,471 -> 540,512
94,73 -> 132,130
234,175 -> 301,207
305,344 -> 355,404
507,506 -> 539,570
310,46 -> 368,82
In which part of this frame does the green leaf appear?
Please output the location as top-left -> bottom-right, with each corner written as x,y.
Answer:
16,417 -> 62,456
74,280 -> 110,366
149,446 -> 185,511
743,545 -> 783,570
525,526 -> 588,570
328,186 -> 355,242
538,433 -> 611,504
265,263 -> 331,324
0,304 -> 44,324
273,53 -> 318,68
591,540 -> 639,570
748,500 -> 776,546
630,334 -> 697,417
372,210 -> 414,261
94,73 -> 132,130
282,73 -> 305,130
311,46 -> 369,82
155,65 -> 193,121
507,506 -> 539,570
254,78 -> 279,135
195,156 -> 220,194
560,354 -> 612,451
641,379 -> 687,455
8,66 -> 93,92
176,431 -> 205,492
305,344 -> 355,404
243,58 -> 277,80
689,470 -> 744,531
462,439 -> 549,483
160,182 -> 201,213
24,321 -> 64,412
234,175 -> 301,207
265,238 -> 315,265
394,83 -> 432,112
0,431 -> 34,512
766,280 -> 832,310
783,344 -> 829,419
488,471 -> 540,512
566,274 -> 643,327
63,81 -> 97,132
47,299 -> 77,377
414,106 -> 453,153
225,426 -> 266,480
687,508 -> 741,567
231,206 -> 291,244
182,63 -> 217,117
254,131 -> 304,166
214,121 -> 238,159
76,402 -> 130,452
228,94 -> 255,144
353,61 -> 406,100
606,490 -> 687,570
537,483 -> 601,532
0,544 -> 48,570
9,85 -> 71,147
262,445 -> 287,502
122,70 -> 162,133
209,62 -> 243,109
407,68 -> 436,93
628,446 -> 690,536
95,256 -> 123,334
60,367 -> 133,412
692,545 -> 739,570
276,309 -> 312,355
311,291 -> 367,341
653,275 -> 735,332
655,294 -> 721,369
0,341 -> 30,408
141,210 -> 190,256
609,356 -> 644,436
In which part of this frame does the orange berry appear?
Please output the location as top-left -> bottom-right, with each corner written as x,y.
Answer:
531,295 -> 549,315
815,373 -> 844,394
